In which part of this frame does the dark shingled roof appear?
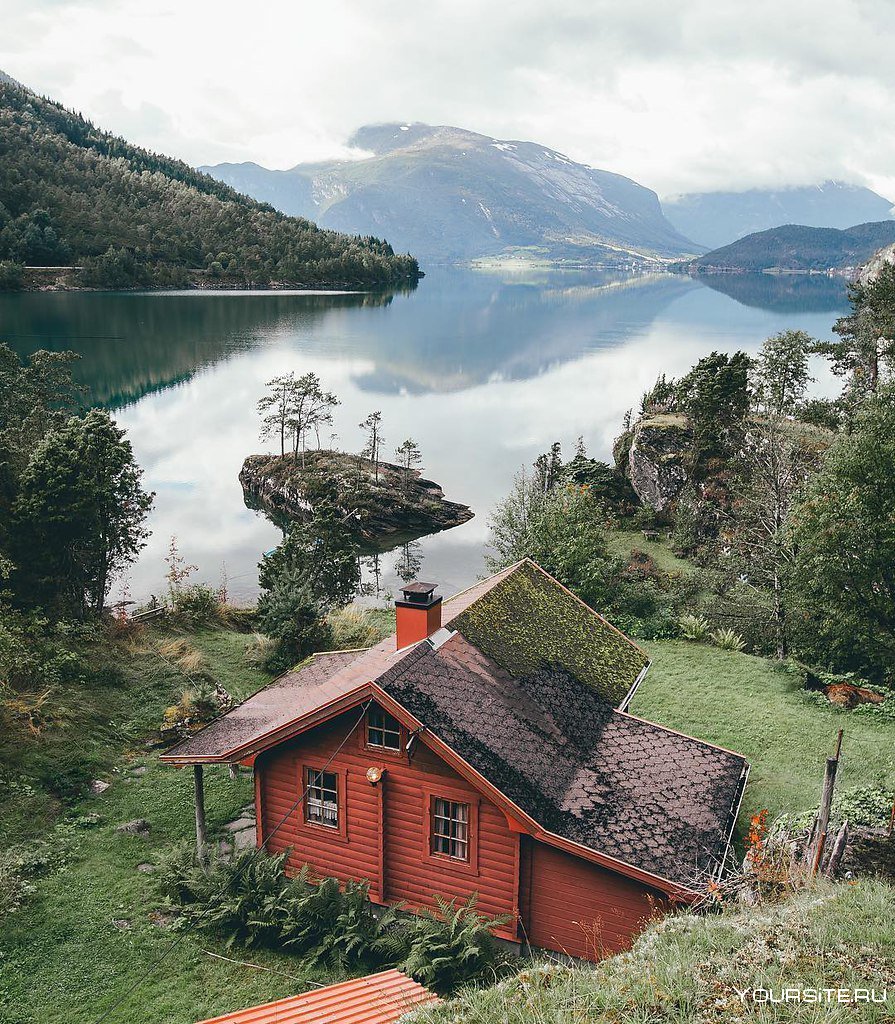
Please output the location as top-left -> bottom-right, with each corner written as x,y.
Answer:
376,634 -> 746,888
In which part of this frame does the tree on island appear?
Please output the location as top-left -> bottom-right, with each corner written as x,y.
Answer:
257,372 -> 339,465
360,411 -> 385,482
287,373 -> 339,466
257,373 -> 295,458
394,438 -> 422,491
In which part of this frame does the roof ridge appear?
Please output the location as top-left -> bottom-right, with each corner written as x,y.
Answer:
442,560 -> 524,605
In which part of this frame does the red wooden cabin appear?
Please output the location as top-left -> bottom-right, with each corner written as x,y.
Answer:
164,560 -> 748,961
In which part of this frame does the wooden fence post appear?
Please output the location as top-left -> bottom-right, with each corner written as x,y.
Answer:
194,764 -> 207,862
811,730 -> 843,875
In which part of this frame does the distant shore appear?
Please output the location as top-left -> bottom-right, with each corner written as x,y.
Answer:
9,266 -> 421,294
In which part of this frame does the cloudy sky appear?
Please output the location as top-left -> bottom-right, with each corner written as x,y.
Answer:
3,0 -> 895,199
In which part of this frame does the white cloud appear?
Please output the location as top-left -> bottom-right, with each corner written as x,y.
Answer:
2,0 -> 894,196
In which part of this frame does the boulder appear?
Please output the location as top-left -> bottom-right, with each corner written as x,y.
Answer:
116,818 -> 150,835
626,414 -> 692,511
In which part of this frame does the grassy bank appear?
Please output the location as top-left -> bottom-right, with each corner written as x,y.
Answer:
632,641 -> 895,825
0,623 -> 355,1024
412,879 -> 895,1023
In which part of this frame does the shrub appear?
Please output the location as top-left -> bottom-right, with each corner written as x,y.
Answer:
170,584 -> 223,625
679,613 -> 711,642
160,674 -> 231,738
158,844 -> 291,948
158,848 -> 511,990
325,605 -> 391,650
378,894 -> 513,993
709,627 -> 746,652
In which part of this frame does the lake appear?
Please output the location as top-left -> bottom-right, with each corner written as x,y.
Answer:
1,268 -> 849,605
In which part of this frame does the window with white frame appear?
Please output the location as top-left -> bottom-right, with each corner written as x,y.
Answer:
431,798 -> 469,861
304,768 -> 339,828
366,707 -> 401,751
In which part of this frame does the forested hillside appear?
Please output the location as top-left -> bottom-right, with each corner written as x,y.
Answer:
0,79 -> 420,289
682,220 -> 895,274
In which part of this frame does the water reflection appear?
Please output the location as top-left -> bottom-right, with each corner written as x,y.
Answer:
0,269 -> 850,603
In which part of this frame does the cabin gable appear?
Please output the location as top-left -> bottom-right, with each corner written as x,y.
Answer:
256,703 -> 521,937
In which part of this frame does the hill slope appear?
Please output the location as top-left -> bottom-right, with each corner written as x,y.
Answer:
203,122 -> 701,266
664,181 -> 895,250
682,220 -> 895,274
0,77 -> 420,289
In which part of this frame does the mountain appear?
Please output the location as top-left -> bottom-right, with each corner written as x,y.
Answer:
682,221 -> 895,275
0,76 -> 419,289
202,123 -> 701,266
663,182 -> 895,250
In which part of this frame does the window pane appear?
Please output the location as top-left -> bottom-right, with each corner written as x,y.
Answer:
367,709 -> 401,750
305,768 -> 338,828
431,798 -> 470,861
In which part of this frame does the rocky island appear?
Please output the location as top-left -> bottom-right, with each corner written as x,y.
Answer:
239,450 -> 473,547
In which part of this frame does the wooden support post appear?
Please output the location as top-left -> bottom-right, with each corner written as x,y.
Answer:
811,739 -> 842,874
193,764 -> 207,862
229,763 -> 238,780
825,820 -> 849,877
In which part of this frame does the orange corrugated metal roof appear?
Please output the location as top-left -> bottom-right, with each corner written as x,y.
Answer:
194,969 -> 439,1024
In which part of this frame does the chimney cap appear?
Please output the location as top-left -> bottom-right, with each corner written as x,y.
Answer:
401,581 -> 438,596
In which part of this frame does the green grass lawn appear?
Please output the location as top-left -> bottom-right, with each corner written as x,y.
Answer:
0,624 -> 354,1024
631,640 -> 895,826
606,528 -> 695,575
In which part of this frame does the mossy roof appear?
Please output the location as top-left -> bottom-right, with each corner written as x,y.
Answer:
449,559 -> 648,708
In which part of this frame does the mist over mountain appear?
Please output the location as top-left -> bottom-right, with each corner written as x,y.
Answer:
202,123 -> 701,266
664,182 -> 895,250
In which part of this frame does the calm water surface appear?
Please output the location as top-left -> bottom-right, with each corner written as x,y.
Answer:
0,268 -> 848,603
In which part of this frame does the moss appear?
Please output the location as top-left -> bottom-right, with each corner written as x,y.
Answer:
452,561 -> 648,707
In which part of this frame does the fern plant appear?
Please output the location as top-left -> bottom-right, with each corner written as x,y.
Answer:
678,613 -> 711,642
709,627 -> 746,652
376,894 -> 513,993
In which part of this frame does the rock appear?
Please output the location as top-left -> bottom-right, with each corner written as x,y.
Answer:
626,414 -> 692,512
239,449 -> 473,547
148,910 -> 176,929
136,863 -> 156,874
855,242 -> 895,285
89,780 -> 111,796
112,919 -> 132,930
232,828 -> 256,852
840,828 -> 895,881
117,818 -> 150,835
128,765 -> 148,777
224,816 -> 255,832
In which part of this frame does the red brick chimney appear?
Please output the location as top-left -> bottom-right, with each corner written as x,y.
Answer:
395,582 -> 442,648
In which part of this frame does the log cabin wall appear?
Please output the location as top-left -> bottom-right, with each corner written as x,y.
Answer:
256,706 -> 521,939
519,837 -> 668,960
